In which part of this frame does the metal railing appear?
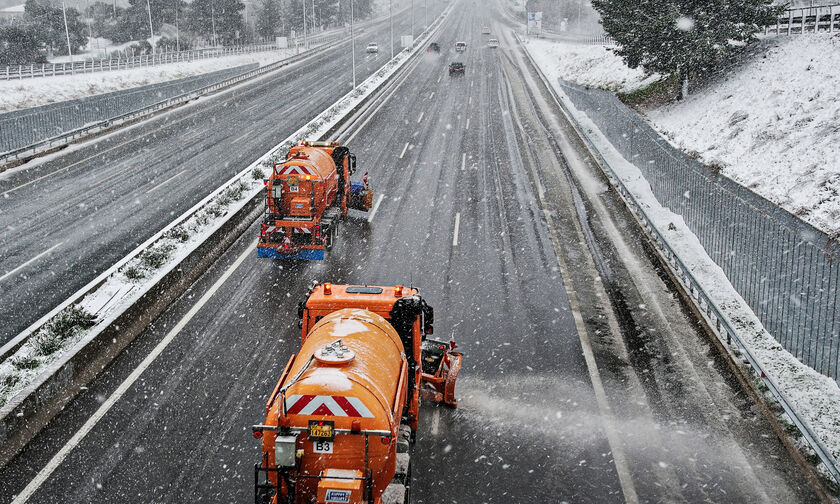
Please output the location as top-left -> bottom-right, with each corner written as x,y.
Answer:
765,4 -> 840,34
0,64 -> 257,154
1,33 -> 340,81
557,82 -> 840,387
0,33 -> 345,165
516,34 -> 840,486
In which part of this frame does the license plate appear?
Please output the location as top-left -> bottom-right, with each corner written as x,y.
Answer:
309,420 -> 335,442
289,184 -> 299,193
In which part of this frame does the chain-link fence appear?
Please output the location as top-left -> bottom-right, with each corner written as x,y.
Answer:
0,64 -> 257,155
558,80 -> 839,385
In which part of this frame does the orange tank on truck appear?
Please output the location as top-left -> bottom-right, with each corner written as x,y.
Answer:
258,141 -> 374,261
252,284 -> 463,504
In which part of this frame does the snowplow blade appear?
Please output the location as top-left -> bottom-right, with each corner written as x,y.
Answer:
349,181 -> 374,212
420,340 -> 462,408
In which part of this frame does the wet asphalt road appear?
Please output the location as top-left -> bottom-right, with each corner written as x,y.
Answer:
0,1 -> 444,345
0,1 -> 822,503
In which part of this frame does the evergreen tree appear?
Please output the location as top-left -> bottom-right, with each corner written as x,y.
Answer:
591,0 -> 782,98
24,0 -> 87,56
256,0 -> 280,38
0,25 -> 47,65
188,0 -> 245,45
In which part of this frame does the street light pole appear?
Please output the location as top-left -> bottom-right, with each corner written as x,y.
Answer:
211,2 -> 217,47
350,0 -> 355,88
389,0 -> 393,58
61,0 -> 73,64
301,0 -> 306,50
146,0 -> 155,54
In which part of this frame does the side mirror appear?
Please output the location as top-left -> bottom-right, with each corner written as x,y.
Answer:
349,154 -> 357,175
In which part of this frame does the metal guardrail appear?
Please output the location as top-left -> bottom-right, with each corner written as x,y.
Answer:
0,33 -> 344,166
0,64 -> 257,154
515,33 -> 840,487
0,34 -> 340,81
766,4 -> 840,34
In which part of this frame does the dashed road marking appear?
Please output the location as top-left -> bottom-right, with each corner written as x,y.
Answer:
399,142 -> 410,159
429,92 -> 435,100
0,242 -> 64,283
417,111 -> 424,123
465,118 -> 470,130
452,213 -> 460,247
145,169 -> 187,194
468,96 -> 472,105
431,408 -> 441,436
461,153 -> 466,171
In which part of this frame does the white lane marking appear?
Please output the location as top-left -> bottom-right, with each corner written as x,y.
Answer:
470,80 -> 474,87
399,142 -> 410,159
367,194 -> 384,223
89,165 -> 135,189
10,239 -> 256,504
417,111 -> 424,123
452,213 -> 460,247
145,169 -> 187,194
428,92 -> 435,100
232,131 -> 250,144
465,118 -> 470,130
243,102 -> 262,113
437,75 -> 441,83
461,153 -> 466,171
468,96 -> 472,105
431,408 -> 440,436
0,242 -> 64,283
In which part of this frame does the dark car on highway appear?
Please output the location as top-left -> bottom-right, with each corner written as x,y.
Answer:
428,42 -> 440,53
449,61 -> 465,76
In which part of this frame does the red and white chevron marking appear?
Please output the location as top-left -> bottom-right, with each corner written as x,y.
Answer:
293,227 -> 311,234
279,165 -> 316,176
265,226 -> 284,234
284,395 -> 374,417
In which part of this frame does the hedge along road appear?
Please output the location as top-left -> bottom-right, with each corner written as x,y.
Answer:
0,0 -> 822,502
0,0 -> 445,345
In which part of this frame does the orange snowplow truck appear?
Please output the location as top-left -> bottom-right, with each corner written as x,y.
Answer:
252,284 -> 462,504
258,141 -> 373,260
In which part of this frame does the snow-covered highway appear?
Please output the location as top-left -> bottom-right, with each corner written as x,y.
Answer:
0,1 -> 823,502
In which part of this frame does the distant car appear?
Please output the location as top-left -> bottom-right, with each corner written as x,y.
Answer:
428,42 -> 440,53
481,26 -> 491,34
455,41 -> 467,52
488,38 -> 499,48
449,61 -> 465,76
366,42 -> 379,53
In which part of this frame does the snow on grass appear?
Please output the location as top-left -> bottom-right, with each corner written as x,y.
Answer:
0,48 -> 301,113
529,54 -> 840,481
0,0 -> 454,414
524,38 -> 660,93
646,34 -> 840,236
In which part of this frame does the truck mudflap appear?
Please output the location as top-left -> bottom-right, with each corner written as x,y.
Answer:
257,247 -> 325,260
349,181 -> 374,212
